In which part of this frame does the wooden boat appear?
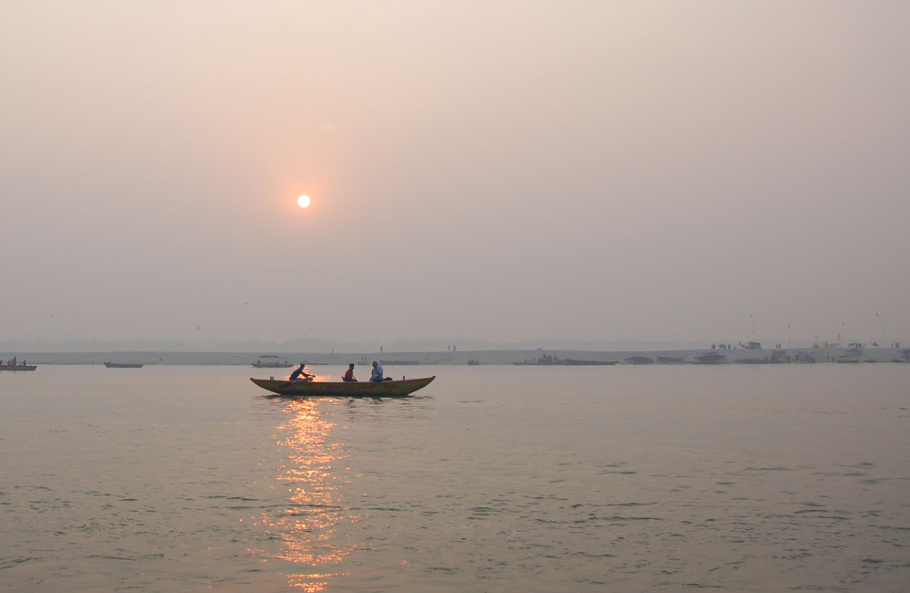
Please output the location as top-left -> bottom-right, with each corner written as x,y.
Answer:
624,356 -> 654,365
0,363 -> 36,371
512,354 -> 618,366
252,355 -> 293,368
692,353 -> 726,364
104,362 -> 143,368
657,356 -> 685,364
513,354 -> 566,366
250,376 -> 435,397
793,351 -> 816,364
563,359 -> 617,366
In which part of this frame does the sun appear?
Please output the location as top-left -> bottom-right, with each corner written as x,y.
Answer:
297,195 -> 311,208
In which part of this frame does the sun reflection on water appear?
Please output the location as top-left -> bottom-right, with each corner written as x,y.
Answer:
257,398 -> 357,591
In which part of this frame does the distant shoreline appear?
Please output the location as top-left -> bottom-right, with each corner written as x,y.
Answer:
3,347 -> 907,366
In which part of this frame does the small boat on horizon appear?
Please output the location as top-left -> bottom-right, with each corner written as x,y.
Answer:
252,355 -> 293,368
512,354 -> 582,366
563,359 -> 617,366
657,356 -> 685,364
0,360 -> 36,371
250,376 -> 435,397
835,357 -> 860,363
692,353 -> 726,364
625,356 -> 654,365
104,362 -> 144,369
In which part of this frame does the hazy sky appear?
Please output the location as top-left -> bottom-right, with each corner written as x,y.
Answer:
2,1 -> 909,347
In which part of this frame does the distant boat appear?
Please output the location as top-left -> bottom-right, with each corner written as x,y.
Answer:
252,355 -> 293,368
624,356 -> 653,365
0,362 -> 36,371
379,360 -> 421,365
512,354 -> 561,365
104,362 -> 143,368
466,359 -> 481,366
770,350 -> 790,364
250,376 -> 435,397
693,353 -> 726,364
657,356 -> 684,364
563,359 -> 617,366
793,351 -> 816,364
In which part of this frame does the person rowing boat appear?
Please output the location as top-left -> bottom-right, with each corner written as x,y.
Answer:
289,363 -> 314,382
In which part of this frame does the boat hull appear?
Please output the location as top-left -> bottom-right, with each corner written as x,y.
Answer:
625,357 -> 654,365
0,365 -> 36,371
563,359 -> 617,366
693,354 -> 726,364
657,356 -> 685,364
250,376 -> 435,397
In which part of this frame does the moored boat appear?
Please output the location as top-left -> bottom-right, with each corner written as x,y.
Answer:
250,376 -> 435,397
692,353 -> 726,364
657,356 -> 685,364
513,354 -> 567,366
104,362 -> 144,368
252,355 -> 293,368
625,356 -> 654,365
0,363 -> 36,371
563,359 -> 617,366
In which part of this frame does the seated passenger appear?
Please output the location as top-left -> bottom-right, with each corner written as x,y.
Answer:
342,363 -> 357,382
370,361 -> 384,382
289,363 -> 314,382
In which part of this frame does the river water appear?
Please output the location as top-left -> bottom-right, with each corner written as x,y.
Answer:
1,364 -> 909,592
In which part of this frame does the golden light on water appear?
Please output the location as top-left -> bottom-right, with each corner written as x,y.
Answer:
256,398 -> 357,591
297,195 -> 311,208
